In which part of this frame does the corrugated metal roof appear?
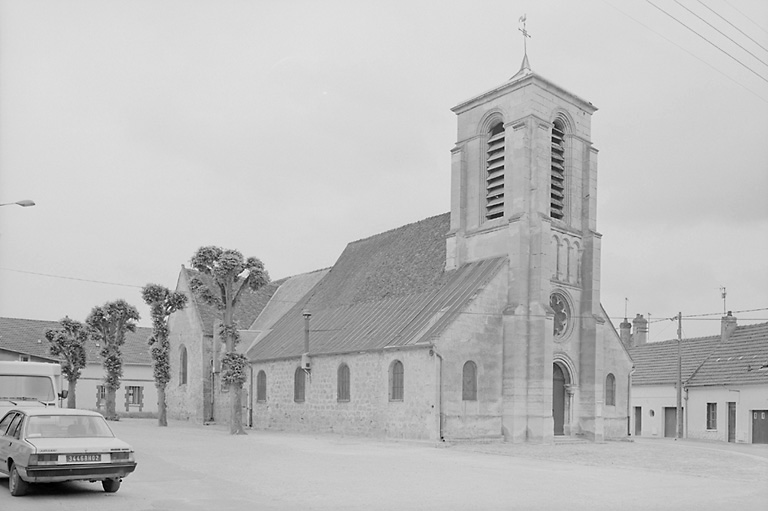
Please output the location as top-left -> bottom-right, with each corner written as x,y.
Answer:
246,212 -> 507,362
247,258 -> 506,361
0,317 -> 153,365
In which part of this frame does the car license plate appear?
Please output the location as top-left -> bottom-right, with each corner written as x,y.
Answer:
66,454 -> 102,463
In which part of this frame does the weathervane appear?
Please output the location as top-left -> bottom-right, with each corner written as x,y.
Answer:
519,14 -> 531,58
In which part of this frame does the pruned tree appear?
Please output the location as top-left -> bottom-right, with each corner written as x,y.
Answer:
45,316 -> 88,408
85,299 -> 140,421
141,283 -> 188,427
189,246 -> 269,435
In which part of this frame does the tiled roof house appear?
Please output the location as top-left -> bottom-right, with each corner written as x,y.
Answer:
0,317 -> 155,413
629,316 -> 768,443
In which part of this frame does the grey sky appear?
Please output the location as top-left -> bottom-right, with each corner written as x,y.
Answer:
1,0 -> 766,341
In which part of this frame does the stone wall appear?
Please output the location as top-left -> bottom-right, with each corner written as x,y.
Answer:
251,346 -> 438,440
166,272 -> 208,422
436,268 -> 506,440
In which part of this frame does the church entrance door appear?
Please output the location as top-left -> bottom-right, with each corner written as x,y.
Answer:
553,363 -> 566,435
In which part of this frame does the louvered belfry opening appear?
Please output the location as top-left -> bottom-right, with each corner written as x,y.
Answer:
550,119 -> 566,220
485,122 -> 506,220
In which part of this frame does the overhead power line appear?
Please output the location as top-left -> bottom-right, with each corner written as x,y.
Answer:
721,0 -> 768,37
601,0 -> 768,104
647,0 -> 768,84
698,0 -> 768,54
676,0 -> 768,68
0,267 -> 142,289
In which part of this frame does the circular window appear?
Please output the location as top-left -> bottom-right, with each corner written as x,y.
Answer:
550,292 -> 571,339
649,410 -> 655,417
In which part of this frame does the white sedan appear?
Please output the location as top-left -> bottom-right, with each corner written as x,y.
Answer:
0,408 -> 137,496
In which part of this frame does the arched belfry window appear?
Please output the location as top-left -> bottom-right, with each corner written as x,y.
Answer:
485,122 -> 506,220
550,119 -> 566,220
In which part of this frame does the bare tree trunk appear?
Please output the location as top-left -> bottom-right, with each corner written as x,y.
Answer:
67,379 -> 77,408
106,386 -> 118,420
157,384 -> 167,427
230,384 -> 246,435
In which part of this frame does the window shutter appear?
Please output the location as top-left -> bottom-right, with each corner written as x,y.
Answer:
485,125 -> 506,220
551,123 -> 566,220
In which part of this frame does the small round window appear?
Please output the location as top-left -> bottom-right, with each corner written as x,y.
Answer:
550,292 -> 571,339
649,410 -> 655,417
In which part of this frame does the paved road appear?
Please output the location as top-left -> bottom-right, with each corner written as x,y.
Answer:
1,419 -> 766,510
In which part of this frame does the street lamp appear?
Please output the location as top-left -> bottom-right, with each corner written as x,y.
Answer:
0,199 -> 35,207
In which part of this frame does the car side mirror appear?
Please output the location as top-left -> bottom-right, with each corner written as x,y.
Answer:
59,390 -> 69,399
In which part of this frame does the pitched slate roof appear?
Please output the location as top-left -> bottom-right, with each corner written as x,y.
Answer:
0,317 -> 153,365
687,322 -> 768,387
247,213 -> 508,361
630,322 -> 768,387
181,267 -> 280,335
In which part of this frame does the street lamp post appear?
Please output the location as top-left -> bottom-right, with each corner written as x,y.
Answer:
0,199 -> 35,207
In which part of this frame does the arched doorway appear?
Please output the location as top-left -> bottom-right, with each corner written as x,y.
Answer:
553,363 -> 566,436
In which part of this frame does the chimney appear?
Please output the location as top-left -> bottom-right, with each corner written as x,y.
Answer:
721,311 -> 737,342
619,317 -> 632,347
632,314 -> 648,347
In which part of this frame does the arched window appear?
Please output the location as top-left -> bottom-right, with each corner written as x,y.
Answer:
256,370 -> 267,403
550,118 -> 566,220
485,121 -> 506,220
337,363 -> 350,402
294,367 -> 306,403
462,361 -> 477,401
605,373 -> 616,406
179,345 -> 188,385
389,360 -> 404,401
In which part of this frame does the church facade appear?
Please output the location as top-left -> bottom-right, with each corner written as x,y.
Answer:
167,57 -> 632,443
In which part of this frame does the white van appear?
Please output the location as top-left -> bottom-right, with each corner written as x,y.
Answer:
0,361 -> 67,417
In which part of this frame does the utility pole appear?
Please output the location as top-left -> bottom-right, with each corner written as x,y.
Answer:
676,312 -> 683,439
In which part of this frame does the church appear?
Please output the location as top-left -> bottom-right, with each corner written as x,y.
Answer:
166,50 -> 633,443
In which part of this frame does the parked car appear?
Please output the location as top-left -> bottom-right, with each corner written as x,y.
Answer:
0,408 -> 137,496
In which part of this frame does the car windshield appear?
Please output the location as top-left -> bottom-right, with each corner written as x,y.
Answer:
26,415 -> 115,438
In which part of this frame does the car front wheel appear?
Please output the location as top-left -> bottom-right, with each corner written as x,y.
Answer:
102,478 -> 121,493
9,463 -> 29,497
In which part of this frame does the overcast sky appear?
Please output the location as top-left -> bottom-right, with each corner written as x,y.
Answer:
1,0 -> 766,342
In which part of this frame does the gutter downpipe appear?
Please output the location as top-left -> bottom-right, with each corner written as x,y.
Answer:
432,345 -> 444,442
627,365 -> 635,436
248,365 -> 254,428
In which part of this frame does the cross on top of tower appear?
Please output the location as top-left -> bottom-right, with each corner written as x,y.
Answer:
519,14 -> 531,56
511,14 -> 532,80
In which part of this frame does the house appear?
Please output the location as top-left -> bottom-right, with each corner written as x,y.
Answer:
168,54 -> 633,443
0,317 -> 155,414
627,313 -> 768,444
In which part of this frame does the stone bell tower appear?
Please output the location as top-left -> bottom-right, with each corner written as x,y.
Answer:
445,37 -> 607,441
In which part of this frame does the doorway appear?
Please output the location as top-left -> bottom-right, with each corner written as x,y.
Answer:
753,410 -> 768,444
727,402 -> 736,443
634,406 -> 642,436
664,407 -> 681,438
553,364 -> 566,436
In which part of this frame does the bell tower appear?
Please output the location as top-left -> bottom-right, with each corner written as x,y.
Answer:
445,23 -> 606,442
